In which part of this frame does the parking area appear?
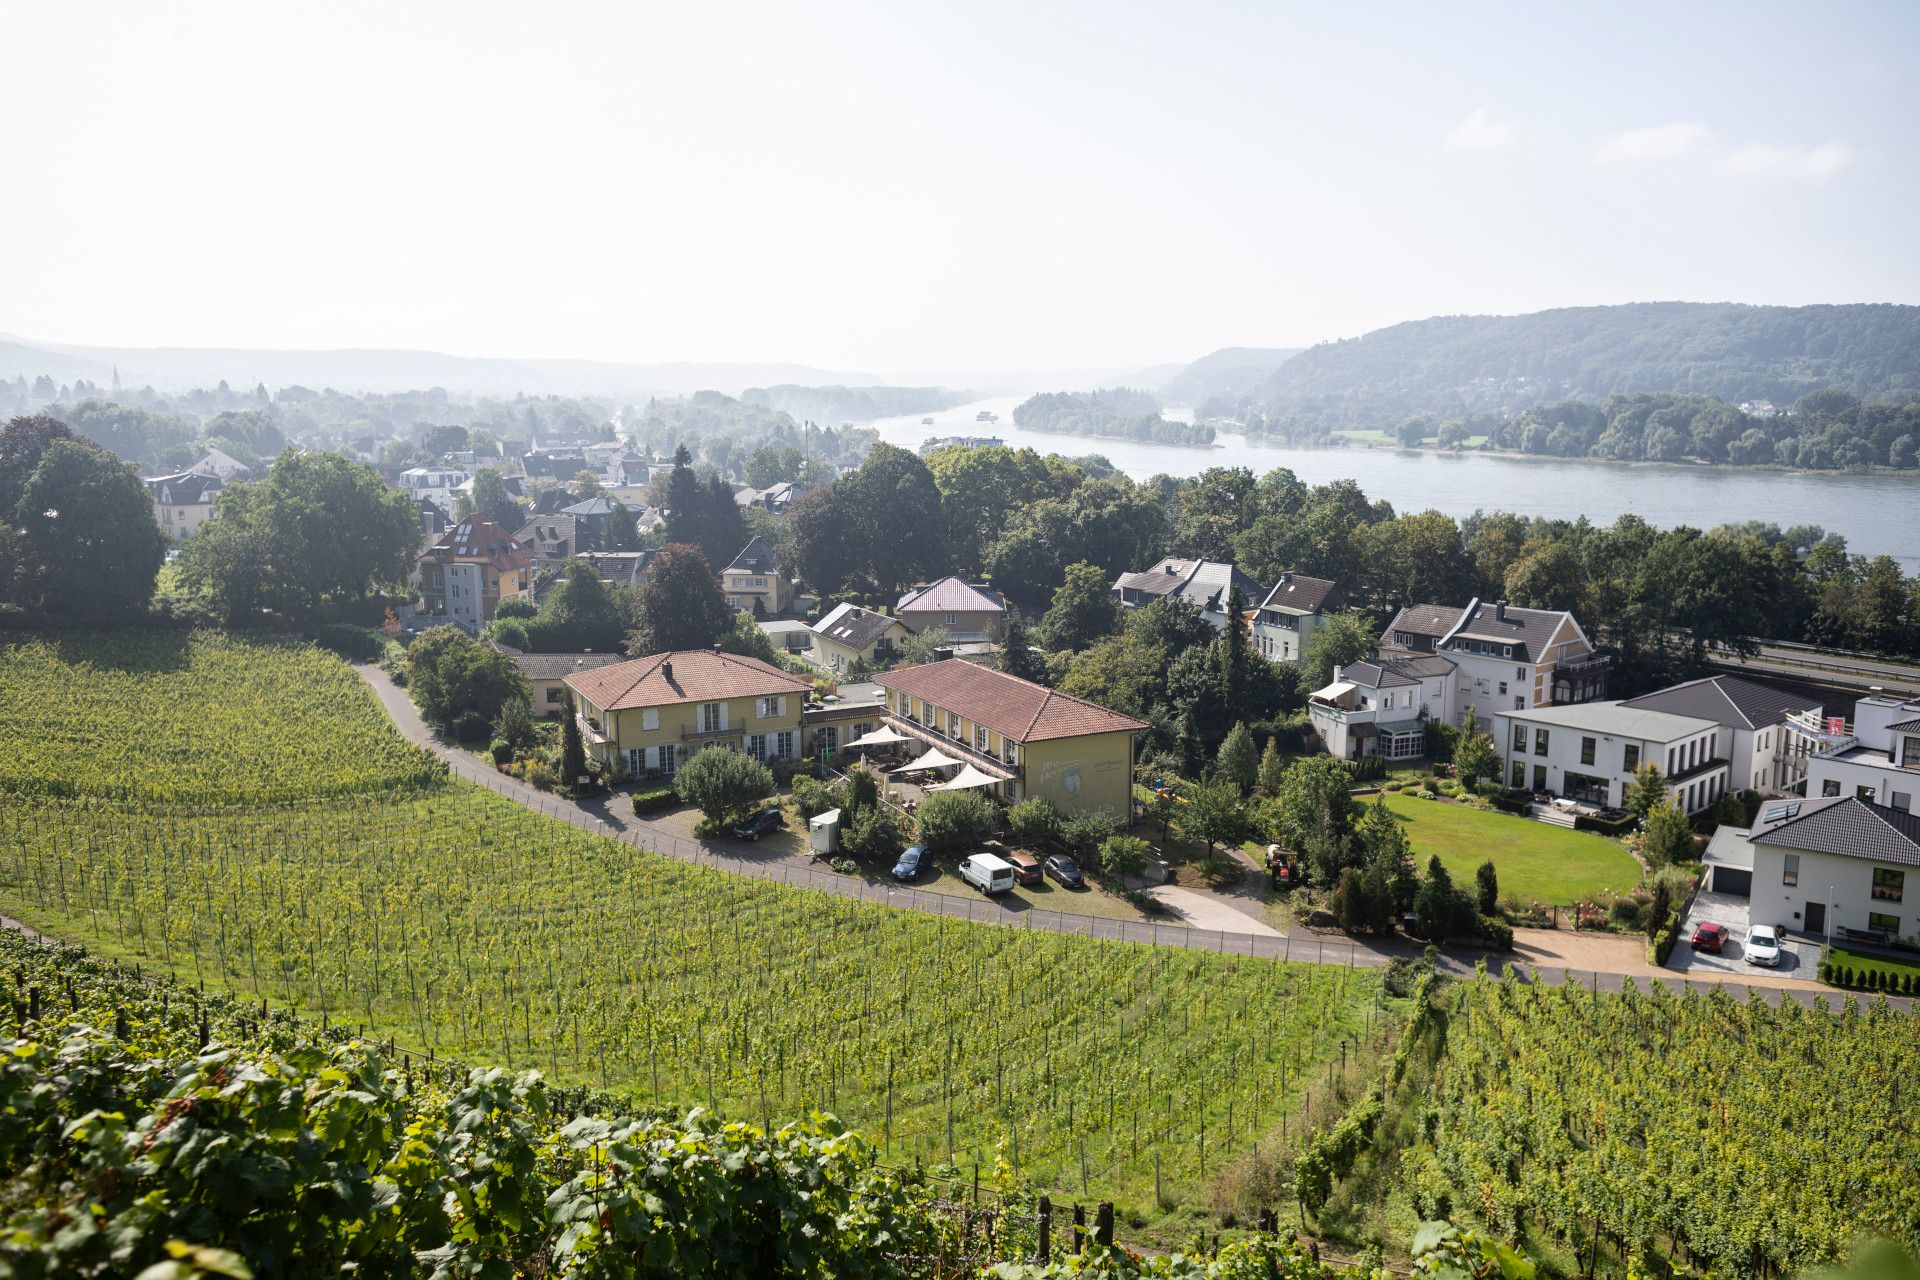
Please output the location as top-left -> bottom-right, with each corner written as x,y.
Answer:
1669,889 -> 1821,977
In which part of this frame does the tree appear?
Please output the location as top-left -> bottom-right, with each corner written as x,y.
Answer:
1332,866 -> 1389,935
525,558 -> 627,653
717,609 -> 779,663
1412,855 -> 1476,942
842,799 -> 907,857
785,485 -> 857,594
1217,722 -> 1258,794
405,626 -> 530,739
995,610 -> 1048,684
177,451 -> 418,621
9,438 -> 167,623
1256,738 -> 1288,795
673,745 -> 773,826
1276,756 -> 1357,860
0,414 -> 78,517
1099,835 -> 1151,880
898,626 -> 952,667
560,692 -> 588,791
1642,802 -> 1694,867
1475,860 -> 1500,914
625,544 -> 730,654
493,693 -> 536,752
914,789 -> 996,851
1040,562 -> 1119,652
1300,611 -> 1378,688
604,501 -> 640,551
844,443 -> 947,595
1176,779 -> 1243,858
1623,762 -> 1668,821
469,468 -> 524,529
1452,708 -> 1498,788
572,471 -> 607,500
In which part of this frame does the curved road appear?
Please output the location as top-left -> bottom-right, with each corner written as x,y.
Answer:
353,666 -> 1878,1008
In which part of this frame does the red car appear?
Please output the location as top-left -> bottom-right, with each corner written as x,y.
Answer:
1691,922 -> 1728,953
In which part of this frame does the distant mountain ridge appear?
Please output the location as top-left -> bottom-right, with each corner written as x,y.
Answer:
1157,346 -> 1302,407
1235,302 -> 1920,428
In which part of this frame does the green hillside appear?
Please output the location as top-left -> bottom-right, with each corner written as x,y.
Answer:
1158,346 -> 1302,409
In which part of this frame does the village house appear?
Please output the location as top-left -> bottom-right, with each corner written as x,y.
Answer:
1491,700 -> 1729,814
1111,558 -> 1266,630
577,550 -> 656,590
1307,656 -> 1456,762
416,514 -> 533,634
564,649 -> 814,779
402,466 -> 469,516
721,536 -> 795,615
1380,597 -> 1608,728
1250,572 -> 1345,662
144,471 -> 223,541
1619,675 -> 1823,796
514,513 -> 581,579
1804,690 -> 1920,812
492,645 -> 628,715
1737,796 -> 1920,945
810,602 -> 911,672
895,577 -> 1007,644
871,659 -> 1147,816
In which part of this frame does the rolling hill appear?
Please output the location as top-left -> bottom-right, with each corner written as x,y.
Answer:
1157,346 -> 1302,408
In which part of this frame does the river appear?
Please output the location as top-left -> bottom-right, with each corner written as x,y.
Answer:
868,396 -> 1920,569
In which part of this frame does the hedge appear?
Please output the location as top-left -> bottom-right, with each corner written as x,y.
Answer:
630,787 -> 676,815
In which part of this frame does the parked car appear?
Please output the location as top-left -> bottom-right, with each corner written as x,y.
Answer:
1745,924 -> 1783,967
733,807 -> 783,840
1691,921 -> 1728,953
891,845 -> 926,881
1006,851 -> 1043,886
1045,854 -> 1085,889
957,853 -> 1016,895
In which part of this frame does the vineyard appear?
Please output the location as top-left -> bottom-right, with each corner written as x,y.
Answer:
1383,977 -> 1920,1275
0,630 -> 1384,1227
0,630 -> 442,803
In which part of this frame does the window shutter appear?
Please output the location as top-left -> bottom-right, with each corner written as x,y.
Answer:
643,708 -> 660,731
720,702 -> 729,730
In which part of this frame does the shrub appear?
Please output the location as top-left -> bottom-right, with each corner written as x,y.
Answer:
790,775 -> 845,820
312,623 -> 387,663
842,802 -> 907,858
1650,928 -> 1676,965
489,737 -> 514,767
630,788 -> 676,815
1099,835 -> 1151,880
1007,795 -> 1063,843
1478,917 -> 1514,950
494,596 -> 539,619
1060,809 -> 1122,857
913,789 -> 996,852
1475,860 -> 1499,914
673,746 -> 775,826
1608,898 -> 1646,930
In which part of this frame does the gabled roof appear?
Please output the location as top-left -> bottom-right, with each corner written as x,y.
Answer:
1887,717 -> 1920,734
562,497 -> 621,517
565,649 -> 812,711
145,471 -> 223,504
896,577 -> 1006,615
876,659 -> 1147,743
497,649 -> 629,682
1621,675 -> 1821,732
1256,572 -> 1343,616
725,536 -> 780,575
419,515 -> 533,573
812,601 -> 906,651
1113,558 -> 1265,615
1385,597 -> 1578,664
1750,797 -> 1920,868
1340,660 -> 1419,690
515,514 -> 577,551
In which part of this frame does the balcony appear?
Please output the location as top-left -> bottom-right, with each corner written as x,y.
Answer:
880,712 -> 1018,780
680,724 -> 737,743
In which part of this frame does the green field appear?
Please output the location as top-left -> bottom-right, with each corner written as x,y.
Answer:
1377,792 -> 1639,905
0,630 -> 1381,1224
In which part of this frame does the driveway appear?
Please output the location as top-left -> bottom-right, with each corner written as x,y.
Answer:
1670,889 -> 1821,980
1146,886 -> 1283,936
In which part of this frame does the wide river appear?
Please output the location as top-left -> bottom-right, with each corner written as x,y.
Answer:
869,396 -> 1920,570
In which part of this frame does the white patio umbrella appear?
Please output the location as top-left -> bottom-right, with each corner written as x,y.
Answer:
941,763 -> 1002,791
846,725 -> 909,748
892,746 -> 962,773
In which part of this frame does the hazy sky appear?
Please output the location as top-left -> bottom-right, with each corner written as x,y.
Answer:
4,1 -> 1916,373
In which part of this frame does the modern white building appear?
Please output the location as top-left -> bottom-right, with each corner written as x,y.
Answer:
1308,657 -> 1455,762
1742,796 -> 1920,945
1250,572 -> 1345,663
1804,691 -> 1920,813
1112,558 -> 1266,630
1619,674 -> 1824,797
402,466 -> 469,515
1381,597 -> 1608,729
1492,700 -> 1730,814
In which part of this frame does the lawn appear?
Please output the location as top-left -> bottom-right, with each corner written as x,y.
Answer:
1826,944 -> 1920,985
1375,792 -> 1641,905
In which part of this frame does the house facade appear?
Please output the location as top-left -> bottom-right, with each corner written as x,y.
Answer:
1804,691 -> 1920,812
1308,657 -> 1456,761
417,515 -> 533,633
1491,701 -> 1729,814
402,466 -> 469,515
1112,558 -> 1266,630
811,601 -> 911,672
1619,675 -> 1823,796
493,646 -> 628,715
145,471 -> 223,540
721,537 -> 795,615
1381,597 -> 1608,728
895,577 -> 1007,644
873,659 -> 1146,816
1745,796 -> 1920,945
1251,572 -> 1345,662
564,649 -> 814,779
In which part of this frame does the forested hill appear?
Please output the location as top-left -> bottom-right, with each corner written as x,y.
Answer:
739,383 -> 972,423
1237,302 -> 1920,428
1158,346 -> 1301,408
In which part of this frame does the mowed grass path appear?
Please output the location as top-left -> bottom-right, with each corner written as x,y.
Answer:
0,628 -> 1380,1223
1376,792 -> 1640,904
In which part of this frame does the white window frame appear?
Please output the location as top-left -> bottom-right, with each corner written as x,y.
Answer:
642,708 -> 661,731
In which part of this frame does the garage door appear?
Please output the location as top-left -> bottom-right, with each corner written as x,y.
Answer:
1713,867 -> 1752,897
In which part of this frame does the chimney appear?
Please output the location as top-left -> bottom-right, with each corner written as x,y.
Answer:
662,660 -> 674,681
1495,600 -> 1508,622
1333,664 -> 1343,683
1279,572 -> 1292,586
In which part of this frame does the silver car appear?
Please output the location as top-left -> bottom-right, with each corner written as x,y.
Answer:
1744,923 -> 1782,967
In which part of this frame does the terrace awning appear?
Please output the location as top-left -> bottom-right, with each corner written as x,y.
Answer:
893,746 -> 962,773
846,726 -> 909,748
940,764 -> 1002,791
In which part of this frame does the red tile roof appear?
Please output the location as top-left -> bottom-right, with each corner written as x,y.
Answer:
564,649 -> 813,711
875,659 -> 1147,743
419,515 -> 533,574
896,577 -> 1007,615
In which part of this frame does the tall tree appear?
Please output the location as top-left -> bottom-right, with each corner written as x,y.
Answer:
785,484 -> 856,594
845,443 -> 947,595
625,544 -> 729,654
1040,561 -> 1120,652
1299,610 -> 1378,688
11,438 -> 167,623
528,558 -> 627,652
994,609 -> 1048,684
468,468 -> 524,530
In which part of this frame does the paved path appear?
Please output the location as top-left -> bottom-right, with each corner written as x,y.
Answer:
352,666 -> 1899,1009
1147,885 -> 1283,936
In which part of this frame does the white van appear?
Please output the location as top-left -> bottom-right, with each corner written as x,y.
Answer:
957,852 -> 1016,895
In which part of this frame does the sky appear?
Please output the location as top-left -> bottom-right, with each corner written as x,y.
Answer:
2,0 -> 1916,375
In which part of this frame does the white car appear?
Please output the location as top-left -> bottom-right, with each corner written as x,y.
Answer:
1744,924 -> 1783,967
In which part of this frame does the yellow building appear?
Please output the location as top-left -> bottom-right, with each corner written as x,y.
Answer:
810,601 -> 911,672
417,515 -> 533,634
873,659 -> 1146,817
144,471 -> 223,541
721,536 -> 795,616
565,649 -> 814,779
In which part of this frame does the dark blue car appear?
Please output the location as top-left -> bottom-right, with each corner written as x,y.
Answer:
733,807 -> 783,840
891,845 -> 926,881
